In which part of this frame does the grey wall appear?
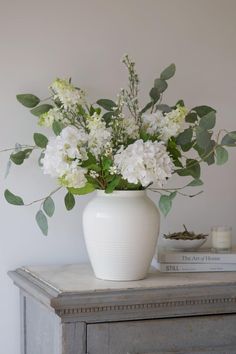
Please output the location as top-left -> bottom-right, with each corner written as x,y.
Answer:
0,0 -> 236,353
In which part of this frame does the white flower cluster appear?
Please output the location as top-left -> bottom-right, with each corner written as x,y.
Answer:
121,116 -> 139,140
50,78 -> 85,110
114,139 -> 173,187
42,126 -> 88,189
39,107 -> 65,128
142,105 -> 188,141
87,113 -> 112,158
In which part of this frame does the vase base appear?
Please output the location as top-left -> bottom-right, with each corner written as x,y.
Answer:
94,275 -> 147,282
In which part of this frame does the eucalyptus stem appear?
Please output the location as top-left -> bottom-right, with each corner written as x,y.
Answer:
0,145 -> 35,153
24,186 -> 62,207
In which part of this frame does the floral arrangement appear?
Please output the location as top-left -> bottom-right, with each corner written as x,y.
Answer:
3,55 -> 236,235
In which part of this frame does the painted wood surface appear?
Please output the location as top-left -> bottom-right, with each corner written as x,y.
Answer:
87,315 -> 236,354
8,264 -> 236,354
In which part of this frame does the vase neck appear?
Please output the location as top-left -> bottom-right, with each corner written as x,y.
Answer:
96,190 -> 146,197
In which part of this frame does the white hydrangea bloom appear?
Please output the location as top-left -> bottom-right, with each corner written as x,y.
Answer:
114,139 -> 173,187
142,106 -> 188,141
87,112 -> 112,158
62,163 -> 87,189
38,108 -> 65,128
50,78 -> 85,110
42,126 -> 88,189
60,126 -> 88,160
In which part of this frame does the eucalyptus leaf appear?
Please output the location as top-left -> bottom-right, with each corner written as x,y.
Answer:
185,112 -> 198,123
149,87 -> 160,102
30,104 -> 53,117
221,131 -> 236,146
96,99 -> 117,111
215,145 -> 228,165
159,192 -> 176,217
64,192 -> 75,211
156,104 -> 172,113
176,159 -> 200,179
176,128 -> 193,147
196,127 -> 212,149
187,179 -> 203,187
33,133 -> 48,148
10,149 -> 32,165
154,79 -> 168,93
140,101 -> 153,114
52,121 -> 63,136
4,189 -> 24,205
193,105 -> 216,118
199,111 -> 216,130
16,94 -> 40,108
43,197 -> 55,217
160,63 -> 176,80
35,210 -> 48,236
194,141 -> 215,166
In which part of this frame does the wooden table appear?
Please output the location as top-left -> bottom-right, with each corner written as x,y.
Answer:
9,264 -> 236,354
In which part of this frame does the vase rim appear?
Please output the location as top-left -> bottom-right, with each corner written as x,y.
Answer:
96,190 -> 146,197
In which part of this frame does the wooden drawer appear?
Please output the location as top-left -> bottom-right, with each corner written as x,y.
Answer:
87,315 -> 236,354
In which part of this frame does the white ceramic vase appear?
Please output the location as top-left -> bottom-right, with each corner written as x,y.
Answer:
82,190 -> 160,281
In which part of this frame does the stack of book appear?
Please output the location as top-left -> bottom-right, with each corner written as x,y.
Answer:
156,248 -> 236,272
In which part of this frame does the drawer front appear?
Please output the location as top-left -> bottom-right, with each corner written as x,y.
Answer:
87,315 -> 236,354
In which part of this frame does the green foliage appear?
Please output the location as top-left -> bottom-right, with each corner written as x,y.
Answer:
30,104 -> 53,117
199,111 -> 216,130
52,121 -> 63,136
149,87 -> 160,102
194,140 -> 216,166
167,139 -> 182,167
154,79 -> 168,93
105,176 -> 121,193
10,149 -> 32,165
16,94 -> 40,108
215,145 -> 228,165
175,99 -> 185,107
102,111 -> 114,124
193,105 -> 216,117
4,189 -> 24,205
159,192 -> 177,216
140,101 -> 153,114
196,127 -> 212,149
68,183 -> 95,195
221,131 -> 236,146
64,192 -> 75,211
43,197 -> 55,217
160,63 -> 176,80
96,99 -> 117,111
176,128 -> 193,147
156,104 -> 172,113
33,133 -> 48,148
187,179 -> 203,187
176,159 -> 201,179
185,112 -> 198,123
35,210 -> 48,236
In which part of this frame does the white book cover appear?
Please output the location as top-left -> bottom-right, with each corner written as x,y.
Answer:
157,248 -> 236,264
157,262 -> 236,273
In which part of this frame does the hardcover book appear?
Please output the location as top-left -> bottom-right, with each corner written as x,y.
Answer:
157,262 -> 236,273
158,248 -> 236,264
